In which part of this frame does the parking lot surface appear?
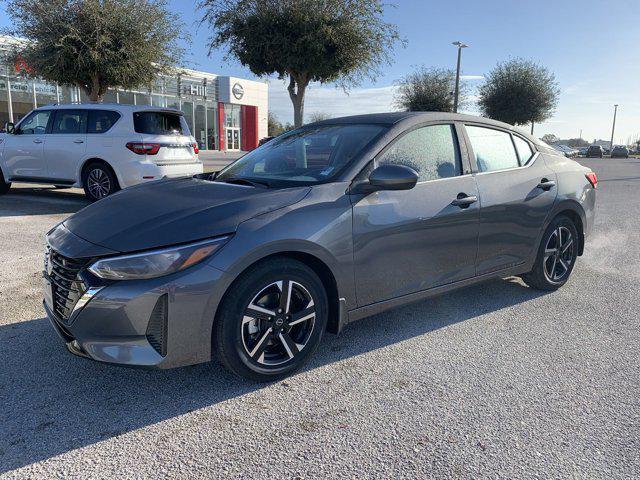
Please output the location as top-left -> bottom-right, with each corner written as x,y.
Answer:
0,158 -> 638,479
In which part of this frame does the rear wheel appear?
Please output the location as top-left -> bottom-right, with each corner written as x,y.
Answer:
0,169 -> 10,195
82,162 -> 119,201
214,258 -> 328,381
521,216 -> 579,291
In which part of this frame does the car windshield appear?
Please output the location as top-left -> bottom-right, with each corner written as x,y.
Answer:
215,124 -> 386,187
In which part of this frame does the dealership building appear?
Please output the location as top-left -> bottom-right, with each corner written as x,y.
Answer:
0,35 -> 268,152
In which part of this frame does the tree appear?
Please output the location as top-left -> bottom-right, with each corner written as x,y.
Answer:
394,67 -> 467,112
199,0 -> 401,128
541,134 -> 559,144
478,58 -> 559,134
6,0 -> 184,102
308,111 -> 332,123
268,112 -> 285,136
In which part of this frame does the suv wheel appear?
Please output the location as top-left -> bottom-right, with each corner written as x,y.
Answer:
521,216 -> 579,291
82,163 -> 119,201
0,169 -> 11,195
214,258 -> 328,381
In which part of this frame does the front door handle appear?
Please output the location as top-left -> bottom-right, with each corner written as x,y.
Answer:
537,178 -> 556,191
73,139 -> 84,144
451,193 -> 478,208
33,139 -> 43,144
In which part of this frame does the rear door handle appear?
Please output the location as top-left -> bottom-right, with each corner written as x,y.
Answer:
537,178 -> 556,191
451,193 -> 478,208
73,139 -> 84,144
33,139 -> 43,144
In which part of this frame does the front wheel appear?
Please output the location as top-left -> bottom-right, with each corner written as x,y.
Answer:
82,162 -> 119,201
214,258 -> 328,381
521,216 -> 579,291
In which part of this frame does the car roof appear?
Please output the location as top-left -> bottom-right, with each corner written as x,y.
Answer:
310,112 -> 543,145
34,103 -> 184,114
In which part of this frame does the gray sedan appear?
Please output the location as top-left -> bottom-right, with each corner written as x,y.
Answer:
43,113 -> 597,381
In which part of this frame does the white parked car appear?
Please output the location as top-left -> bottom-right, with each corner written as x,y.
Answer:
0,104 -> 203,201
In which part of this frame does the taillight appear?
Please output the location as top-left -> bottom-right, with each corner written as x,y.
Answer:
192,142 -> 199,155
585,172 -> 598,188
126,142 -> 161,155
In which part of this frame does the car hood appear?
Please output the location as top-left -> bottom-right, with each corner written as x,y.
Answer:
63,177 -> 311,253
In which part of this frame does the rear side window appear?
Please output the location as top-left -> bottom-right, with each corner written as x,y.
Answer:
88,110 -> 120,134
133,111 -> 190,135
513,136 -> 534,165
378,124 -> 462,182
466,125 -> 519,172
51,110 -> 87,134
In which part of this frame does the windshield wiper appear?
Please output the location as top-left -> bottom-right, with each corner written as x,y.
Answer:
220,177 -> 270,188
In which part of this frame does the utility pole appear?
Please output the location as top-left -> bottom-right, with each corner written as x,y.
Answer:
452,41 -> 468,113
610,104 -> 618,153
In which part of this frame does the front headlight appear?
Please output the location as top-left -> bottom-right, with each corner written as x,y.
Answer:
88,236 -> 231,280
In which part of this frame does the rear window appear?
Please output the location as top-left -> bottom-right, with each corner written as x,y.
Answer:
133,111 -> 190,136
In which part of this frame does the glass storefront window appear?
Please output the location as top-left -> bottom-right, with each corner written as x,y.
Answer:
194,104 -> 206,149
206,106 -> 216,150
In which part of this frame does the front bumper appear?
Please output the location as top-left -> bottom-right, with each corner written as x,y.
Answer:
43,261 -> 229,369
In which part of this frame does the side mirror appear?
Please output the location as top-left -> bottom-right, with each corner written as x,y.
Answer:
365,164 -> 418,192
4,122 -> 15,134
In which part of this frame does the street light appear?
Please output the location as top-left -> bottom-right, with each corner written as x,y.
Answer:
452,41 -> 468,113
610,104 -> 619,154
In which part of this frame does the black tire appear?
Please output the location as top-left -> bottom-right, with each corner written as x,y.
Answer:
82,162 -> 119,201
0,169 -> 10,195
214,258 -> 328,382
521,215 -> 579,291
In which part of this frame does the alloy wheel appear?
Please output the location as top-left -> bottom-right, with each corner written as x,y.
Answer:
241,280 -> 316,366
87,168 -> 111,199
543,226 -> 574,282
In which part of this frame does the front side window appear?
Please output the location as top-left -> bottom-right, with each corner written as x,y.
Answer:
513,136 -> 534,165
466,125 -> 519,172
134,111 -> 190,135
17,110 -> 51,135
88,110 -> 120,134
378,124 -> 462,182
51,110 -> 87,134
216,124 -> 386,187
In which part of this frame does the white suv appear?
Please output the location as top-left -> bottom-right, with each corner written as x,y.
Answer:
0,104 -> 203,201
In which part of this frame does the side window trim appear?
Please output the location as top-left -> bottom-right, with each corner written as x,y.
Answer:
512,133 -> 535,166
373,122 -> 465,184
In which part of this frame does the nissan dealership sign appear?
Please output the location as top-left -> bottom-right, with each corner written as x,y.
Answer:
232,83 -> 244,100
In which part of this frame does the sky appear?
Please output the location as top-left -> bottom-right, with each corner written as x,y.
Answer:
1,0 -> 639,143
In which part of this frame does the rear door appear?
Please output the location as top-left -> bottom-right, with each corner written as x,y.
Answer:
462,124 -> 557,275
133,110 -> 197,167
3,109 -> 52,179
352,123 -> 480,306
45,109 -> 88,181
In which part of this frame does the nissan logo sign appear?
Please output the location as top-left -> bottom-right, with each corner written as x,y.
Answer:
232,83 -> 244,100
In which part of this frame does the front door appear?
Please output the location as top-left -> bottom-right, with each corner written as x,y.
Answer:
45,109 -> 88,181
3,109 -> 52,179
352,124 -> 480,306
463,125 -> 557,274
226,127 -> 241,150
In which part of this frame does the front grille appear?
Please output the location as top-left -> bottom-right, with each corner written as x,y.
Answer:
146,294 -> 168,357
45,247 -> 90,321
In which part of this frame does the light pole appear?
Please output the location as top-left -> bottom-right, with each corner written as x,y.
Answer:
609,104 -> 618,154
452,41 -> 468,113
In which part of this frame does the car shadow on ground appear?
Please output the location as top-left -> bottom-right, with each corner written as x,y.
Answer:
0,277 -> 546,473
0,187 -> 89,217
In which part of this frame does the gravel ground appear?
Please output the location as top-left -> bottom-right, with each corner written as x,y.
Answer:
0,159 -> 638,479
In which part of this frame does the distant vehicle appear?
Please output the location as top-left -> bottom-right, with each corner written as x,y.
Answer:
586,145 -> 604,158
611,145 -> 629,158
578,147 -> 589,156
258,136 -> 275,146
0,104 -> 203,201
42,112 -> 597,381
553,144 -> 578,158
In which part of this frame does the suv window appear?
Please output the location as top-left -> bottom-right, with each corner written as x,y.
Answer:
513,136 -> 534,165
378,124 -> 462,182
51,110 -> 87,134
17,110 -> 51,135
466,125 -> 519,172
133,111 -> 190,135
88,110 -> 120,134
